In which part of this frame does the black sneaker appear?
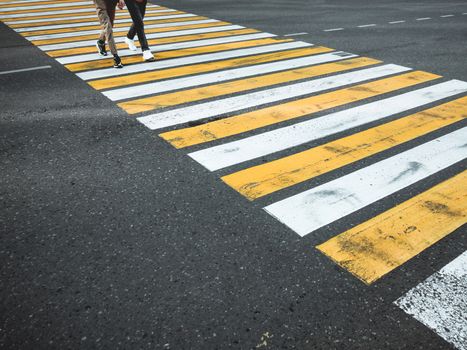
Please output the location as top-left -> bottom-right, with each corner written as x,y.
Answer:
96,40 -> 107,56
113,55 -> 123,68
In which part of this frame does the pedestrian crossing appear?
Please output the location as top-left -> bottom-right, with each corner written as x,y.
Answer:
1,1 -> 466,345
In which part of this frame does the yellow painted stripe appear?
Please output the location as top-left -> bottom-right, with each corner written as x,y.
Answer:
160,70 -> 439,149
222,92 -> 463,201
0,5 -> 95,15
91,46 -> 333,90
0,0 -> 80,8
120,55 -> 376,115
4,7 -> 169,23
66,38 -> 292,72
31,21 -> 231,45
317,170 -> 467,284
8,12 -> 188,28
19,12 -> 191,35
47,28 -> 258,57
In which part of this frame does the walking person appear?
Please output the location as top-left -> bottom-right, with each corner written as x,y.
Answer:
93,0 -> 125,68
123,0 -> 155,62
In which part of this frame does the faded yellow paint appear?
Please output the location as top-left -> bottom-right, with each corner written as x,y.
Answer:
222,94 -> 465,200
19,12 -> 191,36
317,170 -> 467,284
31,21 -> 232,45
161,70 -> 438,148
0,5 -> 95,16
66,38 -> 292,72
91,46 -> 333,90
0,0 -> 80,8
46,28 -> 258,57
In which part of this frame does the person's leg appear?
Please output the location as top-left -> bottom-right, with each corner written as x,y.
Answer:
124,0 -> 149,51
127,0 -> 146,40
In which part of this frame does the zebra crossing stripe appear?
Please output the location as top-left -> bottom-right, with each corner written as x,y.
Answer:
50,29 -> 264,58
82,41 -> 314,81
395,250 -> 467,350
0,1 -> 90,11
317,170 -> 467,284
66,38 -> 291,73
263,127 -> 467,237
104,49 -> 346,101
161,70 -> 437,148
222,95 -> 467,200
189,79 -> 465,171
138,64 -> 409,129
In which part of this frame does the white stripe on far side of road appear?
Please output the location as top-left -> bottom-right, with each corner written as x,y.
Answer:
263,127 -> 467,236
395,251 -> 467,350
0,65 -> 51,75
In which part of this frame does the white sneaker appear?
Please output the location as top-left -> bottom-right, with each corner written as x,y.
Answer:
142,50 -> 155,62
124,37 -> 137,51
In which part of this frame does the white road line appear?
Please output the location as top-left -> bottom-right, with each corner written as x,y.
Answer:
78,41 -> 313,80
357,24 -> 376,28
25,19 -> 219,40
284,32 -> 308,37
56,32 -> 276,64
396,251 -> 467,350
264,127 -> 467,236
0,0 -> 84,4
416,17 -> 432,21
440,14 -> 455,17
0,65 -> 51,75
189,80 -> 467,171
389,20 -> 406,24
0,7 -> 116,19
37,25 -> 244,51
323,28 -> 344,32
105,51 -> 356,101
139,64 -> 408,130
15,13 -> 192,32
0,1 -> 92,12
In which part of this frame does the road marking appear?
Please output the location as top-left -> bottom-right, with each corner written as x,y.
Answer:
0,64 -> 51,75
0,1 -> 90,11
284,32 -> 308,37
222,93 -> 465,200
106,49 -> 348,102
0,7 -> 112,18
389,20 -> 406,24
264,127 -> 467,237
440,14 -> 455,17
138,64 -> 409,129
416,17 -> 432,21
323,28 -> 344,32
120,55 -> 371,114
357,24 -> 376,28
395,251 -> 467,350
79,41 -> 309,80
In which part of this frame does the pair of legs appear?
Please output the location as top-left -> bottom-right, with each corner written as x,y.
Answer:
124,0 -> 154,61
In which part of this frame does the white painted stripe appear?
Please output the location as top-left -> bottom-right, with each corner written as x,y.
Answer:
25,19 -> 219,40
0,1 -> 91,12
284,32 -> 308,37
38,25 -> 245,51
14,12 -> 190,32
323,28 -> 344,32
264,127 -> 467,236
189,80 -> 467,171
416,17 -> 432,21
0,0 -> 82,5
396,251 -> 467,350
139,64 -> 409,130
5,8 -> 170,25
357,24 -> 376,27
0,7 -> 109,19
56,33 -> 276,64
440,14 -> 455,17
0,64 -> 51,75
105,51 -> 356,101
78,41 -> 313,80
389,20 -> 406,24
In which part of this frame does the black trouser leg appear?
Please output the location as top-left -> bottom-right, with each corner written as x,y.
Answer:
124,0 -> 149,50
127,0 -> 146,40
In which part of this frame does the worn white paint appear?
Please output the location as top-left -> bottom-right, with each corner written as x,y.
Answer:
138,64 -> 409,130
78,41 -> 313,81
189,80 -> 467,171
56,33 -> 276,64
396,251 -> 467,350
0,1 -> 92,12
263,127 -> 467,236
1,7 -> 113,19
104,51 -> 357,100
0,65 -> 51,75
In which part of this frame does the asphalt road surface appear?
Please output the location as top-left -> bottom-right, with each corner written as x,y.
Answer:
1,0 -> 466,349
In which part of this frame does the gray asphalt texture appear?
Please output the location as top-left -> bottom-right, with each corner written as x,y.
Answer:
1,0 -> 466,349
